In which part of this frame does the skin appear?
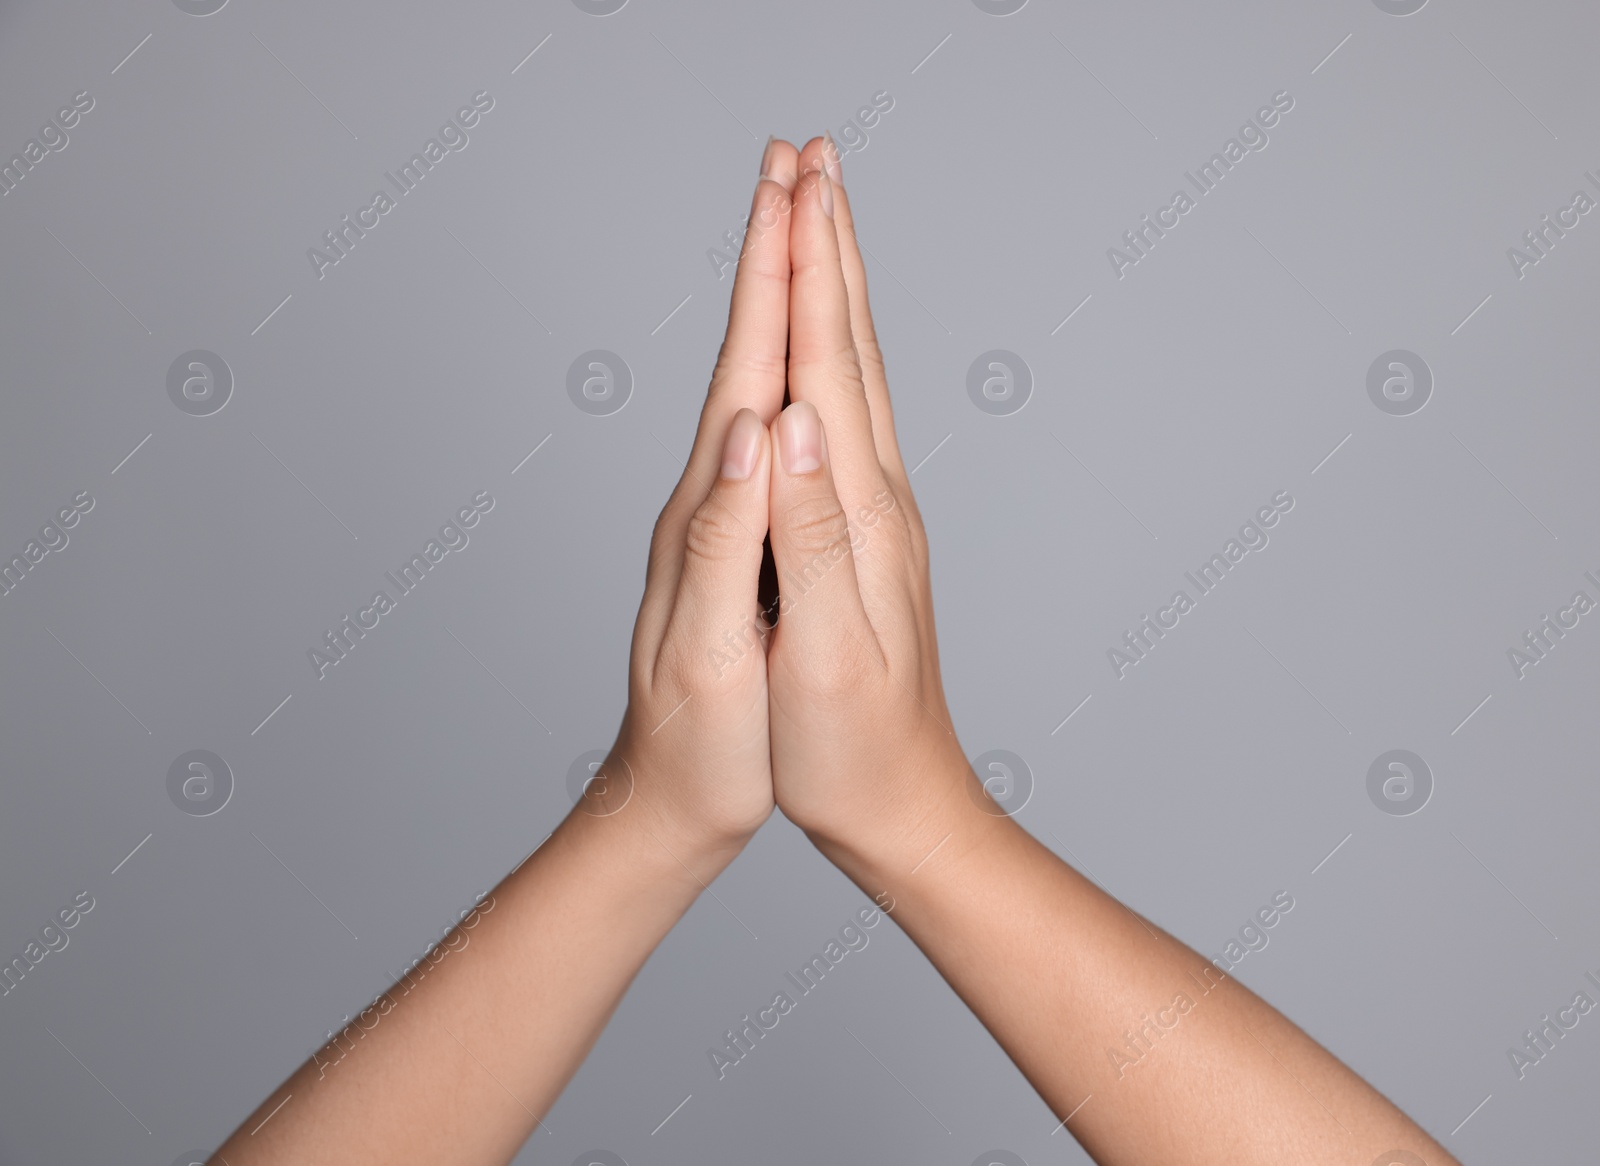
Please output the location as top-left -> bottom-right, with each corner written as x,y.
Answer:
212,136 -> 1459,1166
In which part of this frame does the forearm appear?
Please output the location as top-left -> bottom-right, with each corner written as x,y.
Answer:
810,760 -> 1456,1166
214,794 -> 745,1166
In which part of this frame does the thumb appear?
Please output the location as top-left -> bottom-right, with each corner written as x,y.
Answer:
662,408 -> 772,680
766,401 -> 877,666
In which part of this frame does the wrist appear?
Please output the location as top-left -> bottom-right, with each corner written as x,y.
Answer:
566,750 -> 762,888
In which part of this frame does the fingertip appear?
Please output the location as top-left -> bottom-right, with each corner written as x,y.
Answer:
759,137 -> 801,192
775,400 -> 825,476
720,407 -> 765,481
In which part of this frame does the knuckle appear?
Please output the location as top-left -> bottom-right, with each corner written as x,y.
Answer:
779,492 -> 852,557
682,498 -> 747,567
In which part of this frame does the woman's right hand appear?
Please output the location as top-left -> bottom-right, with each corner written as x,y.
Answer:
763,138 -> 978,872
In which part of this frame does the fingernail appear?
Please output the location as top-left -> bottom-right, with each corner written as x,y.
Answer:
778,401 -> 824,474
758,134 -> 775,179
721,408 -> 762,480
822,131 -> 843,187
816,167 -> 834,218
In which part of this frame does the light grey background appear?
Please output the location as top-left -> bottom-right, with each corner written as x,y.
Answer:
1,0 -> 1595,1162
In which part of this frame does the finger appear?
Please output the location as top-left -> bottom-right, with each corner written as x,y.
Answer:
786,142 -> 887,514
809,133 -> 907,489
641,139 -> 798,640
765,401 -> 878,668
658,408 -> 773,686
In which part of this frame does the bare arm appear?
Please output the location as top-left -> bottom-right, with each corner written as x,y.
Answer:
763,134 -> 1458,1166
212,138 -> 806,1166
